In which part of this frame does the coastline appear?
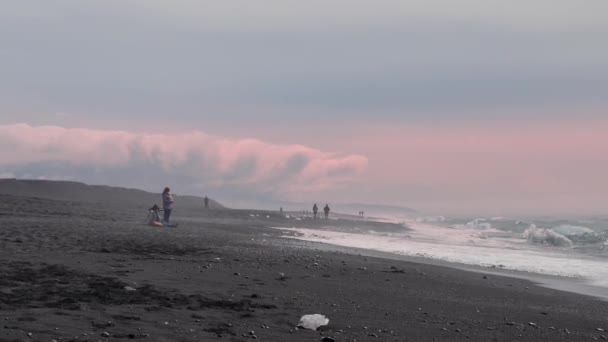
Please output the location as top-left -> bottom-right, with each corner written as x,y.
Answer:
2,193 -> 608,341
273,224 -> 608,301
280,236 -> 608,302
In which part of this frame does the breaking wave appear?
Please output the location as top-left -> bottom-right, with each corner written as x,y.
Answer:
523,224 -> 572,247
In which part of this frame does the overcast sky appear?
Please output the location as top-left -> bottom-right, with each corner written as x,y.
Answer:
1,1 -> 607,216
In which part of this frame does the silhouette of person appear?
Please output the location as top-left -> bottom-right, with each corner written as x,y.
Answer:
313,204 -> 318,219
162,187 -> 174,225
324,204 -> 330,219
204,196 -> 209,209
280,207 -> 283,214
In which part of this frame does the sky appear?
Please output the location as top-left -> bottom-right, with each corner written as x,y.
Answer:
1,1 -> 607,216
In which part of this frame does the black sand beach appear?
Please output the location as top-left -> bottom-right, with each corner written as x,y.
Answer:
1,181 -> 608,341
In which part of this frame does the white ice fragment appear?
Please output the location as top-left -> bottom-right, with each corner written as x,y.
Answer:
298,314 -> 329,330
523,225 -> 572,247
123,286 -> 136,292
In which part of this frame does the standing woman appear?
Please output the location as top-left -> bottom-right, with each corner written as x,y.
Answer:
162,187 -> 174,225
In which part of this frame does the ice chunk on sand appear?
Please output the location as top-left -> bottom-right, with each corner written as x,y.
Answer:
298,314 -> 329,330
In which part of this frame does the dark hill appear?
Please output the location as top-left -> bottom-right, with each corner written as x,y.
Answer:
0,179 -> 224,210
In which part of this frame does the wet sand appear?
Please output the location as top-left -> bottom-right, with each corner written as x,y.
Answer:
1,190 -> 608,341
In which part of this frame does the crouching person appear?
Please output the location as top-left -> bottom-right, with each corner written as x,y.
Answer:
147,204 -> 164,227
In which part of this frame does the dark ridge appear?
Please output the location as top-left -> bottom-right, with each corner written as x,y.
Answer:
0,179 -> 224,210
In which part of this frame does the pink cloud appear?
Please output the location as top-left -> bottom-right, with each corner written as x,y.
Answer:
0,123 -> 368,196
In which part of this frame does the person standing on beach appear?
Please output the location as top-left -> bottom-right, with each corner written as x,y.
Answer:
324,204 -> 330,219
313,204 -> 318,219
204,196 -> 209,209
162,187 -> 174,225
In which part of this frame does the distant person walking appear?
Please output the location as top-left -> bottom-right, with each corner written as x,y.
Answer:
313,203 -> 319,219
204,196 -> 209,209
324,204 -> 330,219
162,187 -> 174,225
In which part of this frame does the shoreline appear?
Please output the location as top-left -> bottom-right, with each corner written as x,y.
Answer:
272,225 -> 608,301
275,232 -> 608,301
2,193 -> 608,341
